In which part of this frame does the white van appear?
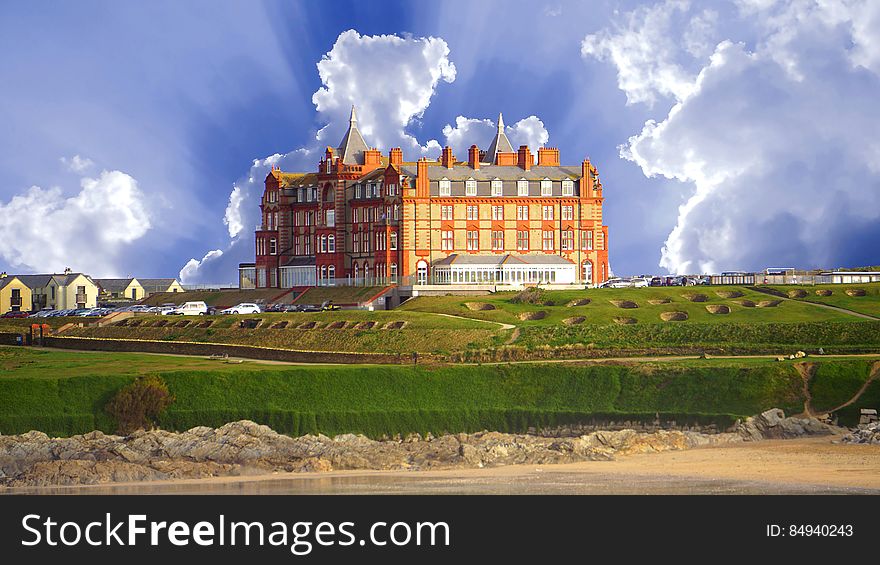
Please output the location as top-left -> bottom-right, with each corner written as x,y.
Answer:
171,301 -> 208,316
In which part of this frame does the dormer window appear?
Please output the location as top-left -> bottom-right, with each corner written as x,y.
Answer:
491,178 -> 502,196
465,178 -> 477,196
541,178 -> 552,196
562,179 -> 574,196
355,184 -> 363,199
439,178 -> 451,196
517,178 -> 529,196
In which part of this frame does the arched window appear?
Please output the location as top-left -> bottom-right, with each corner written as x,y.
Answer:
390,232 -> 398,250
320,235 -> 327,253
364,263 -> 371,281
353,263 -> 360,280
390,263 -> 398,279
582,261 -> 593,284
320,265 -> 327,285
328,265 -> 335,281
328,234 -> 335,253
416,260 -> 428,285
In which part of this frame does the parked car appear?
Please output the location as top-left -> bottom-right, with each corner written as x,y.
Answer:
300,304 -> 322,313
668,276 -> 687,286
630,277 -> 650,288
158,306 -> 178,315
649,277 -> 664,287
221,303 -> 262,315
170,301 -> 209,316
599,278 -> 632,289
281,304 -> 303,312
321,300 -> 340,311
1,311 -> 29,318
29,308 -> 55,318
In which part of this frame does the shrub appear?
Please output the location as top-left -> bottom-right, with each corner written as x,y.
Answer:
105,375 -> 175,434
510,287 -> 545,304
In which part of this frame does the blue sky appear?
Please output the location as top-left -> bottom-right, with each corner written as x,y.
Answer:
1,0 -> 879,282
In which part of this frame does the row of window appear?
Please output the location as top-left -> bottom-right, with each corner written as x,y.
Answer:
352,204 -> 400,224
442,204 -> 576,221
292,209 -> 336,227
439,178 -> 575,197
351,262 -> 398,280
354,183 -> 398,199
256,238 -> 278,255
291,231 -> 401,256
441,230 -> 597,252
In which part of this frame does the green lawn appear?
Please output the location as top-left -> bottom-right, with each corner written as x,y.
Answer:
764,283 -> 880,318
398,286 -> 854,326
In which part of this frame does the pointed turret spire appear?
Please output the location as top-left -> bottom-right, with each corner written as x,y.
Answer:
337,105 -> 370,165
484,111 -> 514,164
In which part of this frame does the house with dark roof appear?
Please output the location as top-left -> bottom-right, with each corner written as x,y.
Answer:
0,274 -> 32,315
12,269 -> 99,310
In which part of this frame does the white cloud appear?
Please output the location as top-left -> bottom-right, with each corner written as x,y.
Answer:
312,29 -> 456,155
59,154 -> 94,173
179,249 -> 224,283
581,0 -> 707,106
223,185 -> 245,239
591,0 -> 880,274
0,170 -> 151,275
441,115 -> 550,157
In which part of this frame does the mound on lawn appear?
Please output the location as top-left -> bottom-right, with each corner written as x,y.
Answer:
465,302 -> 496,311
734,299 -> 756,307
613,317 -> 637,325
715,291 -> 743,299
682,293 -> 708,302
815,289 -> 833,296
566,299 -> 591,307
647,298 -> 671,305
383,321 -> 407,330
562,316 -> 585,326
610,300 -> 638,309
660,311 -> 689,321
757,300 -> 782,308
846,289 -> 867,297
519,311 -> 547,321
706,305 -> 730,314
787,289 -> 808,298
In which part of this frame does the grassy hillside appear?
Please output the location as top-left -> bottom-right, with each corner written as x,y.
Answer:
0,355 -> 822,437
764,283 -> 880,318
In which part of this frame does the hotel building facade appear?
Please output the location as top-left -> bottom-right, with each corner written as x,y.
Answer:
243,107 -> 609,288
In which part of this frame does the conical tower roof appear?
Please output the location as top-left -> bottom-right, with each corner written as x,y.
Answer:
337,105 -> 371,165
483,112 -> 514,164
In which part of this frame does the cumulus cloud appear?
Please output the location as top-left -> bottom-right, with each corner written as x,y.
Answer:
585,0 -> 880,274
312,29 -> 456,155
59,154 -> 94,173
581,0 -> 707,106
223,185 -> 245,239
0,170 -> 151,275
441,115 -> 550,157
179,249 -> 224,283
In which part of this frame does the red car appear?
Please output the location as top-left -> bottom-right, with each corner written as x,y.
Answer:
1,311 -> 30,318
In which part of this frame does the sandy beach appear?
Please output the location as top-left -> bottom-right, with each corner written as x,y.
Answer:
8,436 -> 879,495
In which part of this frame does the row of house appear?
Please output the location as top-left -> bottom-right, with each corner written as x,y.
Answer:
0,269 -> 183,315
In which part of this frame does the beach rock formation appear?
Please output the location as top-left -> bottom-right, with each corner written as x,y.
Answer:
736,409 -> 845,441
839,422 -> 880,445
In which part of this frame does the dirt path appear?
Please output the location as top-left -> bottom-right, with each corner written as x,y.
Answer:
824,360 -> 880,413
793,362 -> 817,416
427,312 -> 516,330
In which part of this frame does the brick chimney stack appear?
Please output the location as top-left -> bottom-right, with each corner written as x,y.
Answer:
416,157 -> 430,198
537,147 -> 560,167
517,145 -> 533,171
441,146 -> 455,169
389,147 -> 403,167
468,145 -> 480,170
582,158 -> 596,196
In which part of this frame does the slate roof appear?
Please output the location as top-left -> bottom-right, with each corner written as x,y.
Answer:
337,106 -> 370,165
95,278 -> 135,293
483,113 -> 515,164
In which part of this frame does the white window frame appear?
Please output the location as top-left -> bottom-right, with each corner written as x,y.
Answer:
517,230 -> 529,251
542,205 -> 554,221
491,205 -> 504,221
562,205 -> 573,221
541,178 -> 552,196
517,178 -> 529,196
441,205 -> 453,220
491,178 -> 503,196
542,230 -> 554,251
517,205 -> 529,221
439,178 -> 451,196
441,230 -> 454,251
465,177 -> 477,196
466,205 -> 479,221
562,179 -> 574,196
466,230 -> 479,251
491,230 -> 504,250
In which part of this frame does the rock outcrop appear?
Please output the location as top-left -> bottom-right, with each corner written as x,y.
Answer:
838,422 -> 880,445
736,409 -> 845,441
1,421 -> 746,488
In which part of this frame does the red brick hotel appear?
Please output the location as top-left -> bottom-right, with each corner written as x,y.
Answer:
242,107 -> 608,288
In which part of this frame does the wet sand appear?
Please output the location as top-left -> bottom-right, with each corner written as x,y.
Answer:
7,436 -> 880,495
